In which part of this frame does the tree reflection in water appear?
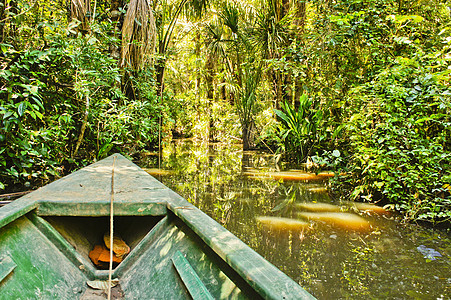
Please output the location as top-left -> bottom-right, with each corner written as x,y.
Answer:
138,139 -> 451,299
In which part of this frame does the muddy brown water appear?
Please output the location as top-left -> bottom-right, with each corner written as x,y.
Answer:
139,139 -> 450,299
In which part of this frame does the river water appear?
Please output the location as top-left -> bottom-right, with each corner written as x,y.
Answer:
138,139 -> 450,299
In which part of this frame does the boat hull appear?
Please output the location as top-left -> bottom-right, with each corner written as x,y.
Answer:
0,154 -> 315,299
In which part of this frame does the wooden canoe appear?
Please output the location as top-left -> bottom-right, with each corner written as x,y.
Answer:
0,154 -> 315,299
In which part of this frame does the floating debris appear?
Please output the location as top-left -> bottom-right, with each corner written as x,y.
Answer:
256,216 -> 311,231
297,212 -> 371,231
344,201 -> 388,215
295,202 -> 341,212
416,245 -> 442,261
306,187 -> 328,193
143,168 -> 173,176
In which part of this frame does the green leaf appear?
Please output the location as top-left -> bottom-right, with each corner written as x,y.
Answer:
31,96 -> 44,111
27,110 -> 36,120
388,15 -> 424,24
274,109 -> 289,124
18,102 -> 26,117
2,111 -> 12,119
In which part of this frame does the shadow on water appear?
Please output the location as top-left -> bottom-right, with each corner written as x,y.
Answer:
138,139 -> 451,299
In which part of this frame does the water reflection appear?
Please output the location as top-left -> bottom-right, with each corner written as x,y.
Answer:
138,139 -> 450,299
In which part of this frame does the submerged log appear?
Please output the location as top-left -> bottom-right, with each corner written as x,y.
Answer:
243,170 -> 335,181
295,202 -> 341,212
256,216 -> 311,231
297,212 -> 371,231
143,168 -> 173,176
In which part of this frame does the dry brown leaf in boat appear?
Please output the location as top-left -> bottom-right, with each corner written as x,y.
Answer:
89,244 -> 123,267
87,279 -> 119,290
88,244 -> 104,266
103,233 -> 131,258
98,244 -> 123,264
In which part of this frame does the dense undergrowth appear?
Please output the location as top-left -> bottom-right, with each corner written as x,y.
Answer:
0,0 -> 450,223
0,9 -> 162,191
255,1 -> 451,223
337,53 -> 451,223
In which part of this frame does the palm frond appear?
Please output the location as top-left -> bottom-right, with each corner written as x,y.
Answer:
237,65 -> 262,126
183,0 -> 210,20
251,2 -> 288,59
219,2 -> 240,34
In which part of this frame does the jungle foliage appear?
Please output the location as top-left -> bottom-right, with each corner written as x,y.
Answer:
0,0 -> 450,223
0,0 -> 162,190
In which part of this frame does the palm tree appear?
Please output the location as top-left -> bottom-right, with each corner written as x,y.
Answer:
214,0 -> 264,149
251,0 -> 289,107
121,0 -> 157,71
154,0 -> 210,95
203,18 -> 231,140
237,64 -> 261,150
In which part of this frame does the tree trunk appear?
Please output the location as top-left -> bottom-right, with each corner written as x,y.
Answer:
70,0 -> 91,33
155,58 -> 166,96
281,0 -> 290,18
294,0 -> 306,32
294,0 -> 307,108
73,95 -> 90,158
205,53 -> 215,141
110,0 -> 123,18
294,76 -> 303,109
110,0 -> 123,59
242,125 -> 250,150
0,0 -> 6,42
9,0 -> 17,40
282,72 -> 292,105
242,120 -> 255,150
273,70 -> 282,109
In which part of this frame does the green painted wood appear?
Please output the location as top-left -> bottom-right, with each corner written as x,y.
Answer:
0,216 -> 88,298
88,216 -> 173,281
172,250 -> 215,300
37,201 -> 167,217
0,199 -> 37,230
20,154 -> 170,205
113,216 -> 171,278
167,197 -> 316,300
120,214 -> 251,299
27,213 -> 97,280
0,154 -> 316,299
0,256 -> 16,283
